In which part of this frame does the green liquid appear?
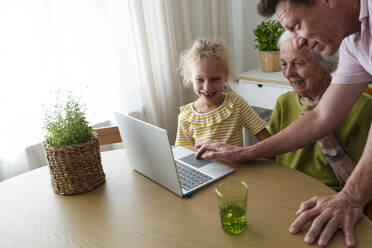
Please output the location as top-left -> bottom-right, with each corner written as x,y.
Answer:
220,206 -> 246,234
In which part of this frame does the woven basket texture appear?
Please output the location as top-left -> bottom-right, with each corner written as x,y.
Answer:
42,134 -> 105,195
259,51 -> 281,72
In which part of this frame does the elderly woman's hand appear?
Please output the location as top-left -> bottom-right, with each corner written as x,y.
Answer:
195,139 -> 245,162
290,191 -> 363,247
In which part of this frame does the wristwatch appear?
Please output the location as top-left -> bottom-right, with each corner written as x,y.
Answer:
324,146 -> 347,163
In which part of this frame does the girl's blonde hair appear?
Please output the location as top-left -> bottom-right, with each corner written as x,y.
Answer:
179,38 -> 235,87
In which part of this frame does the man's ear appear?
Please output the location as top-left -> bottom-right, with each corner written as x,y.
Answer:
322,0 -> 336,8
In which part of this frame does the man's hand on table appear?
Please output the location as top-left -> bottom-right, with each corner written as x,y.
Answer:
195,140 -> 245,162
290,191 -> 363,248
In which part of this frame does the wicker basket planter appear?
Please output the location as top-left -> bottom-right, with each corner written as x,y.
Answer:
42,133 -> 105,195
259,51 -> 281,72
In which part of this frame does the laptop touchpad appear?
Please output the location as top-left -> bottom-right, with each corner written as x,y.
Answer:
179,154 -> 212,168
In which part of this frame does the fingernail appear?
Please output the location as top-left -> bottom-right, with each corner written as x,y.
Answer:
289,226 -> 295,233
304,236 -> 312,243
318,239 -> 325,246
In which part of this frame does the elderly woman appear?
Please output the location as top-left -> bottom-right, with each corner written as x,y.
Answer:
270,31 -> 372,191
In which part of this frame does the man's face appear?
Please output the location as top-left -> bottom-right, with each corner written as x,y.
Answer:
276,0 -> 345,56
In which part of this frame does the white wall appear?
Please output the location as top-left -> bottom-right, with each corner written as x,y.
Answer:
230,0 -> 265,74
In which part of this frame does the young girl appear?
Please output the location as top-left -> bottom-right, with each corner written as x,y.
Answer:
175,38 -> 269,147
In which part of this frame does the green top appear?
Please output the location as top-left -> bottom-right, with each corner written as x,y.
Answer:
268,91 -> 372,191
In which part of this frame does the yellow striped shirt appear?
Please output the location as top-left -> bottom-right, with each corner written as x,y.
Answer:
175,91 -> 266,147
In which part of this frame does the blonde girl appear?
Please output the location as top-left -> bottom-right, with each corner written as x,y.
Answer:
175,38 -> 269,147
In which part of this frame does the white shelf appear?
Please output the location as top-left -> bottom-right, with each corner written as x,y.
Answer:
230,69 -> 292,110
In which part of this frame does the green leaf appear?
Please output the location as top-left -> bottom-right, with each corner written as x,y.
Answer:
253,20 -> 285,51
42,91 -> 94,147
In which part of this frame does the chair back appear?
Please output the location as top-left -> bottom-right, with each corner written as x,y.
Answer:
365,85 -> 372,96
94,126 -> 122,145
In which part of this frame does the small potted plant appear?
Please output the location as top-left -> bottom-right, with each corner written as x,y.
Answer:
42,92 -> 105,195
253,19 -> 285,72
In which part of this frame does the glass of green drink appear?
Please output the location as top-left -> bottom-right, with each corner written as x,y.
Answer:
215,180 -> 248,235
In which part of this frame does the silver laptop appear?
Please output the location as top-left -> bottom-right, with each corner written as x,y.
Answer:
114,112 -> 235,197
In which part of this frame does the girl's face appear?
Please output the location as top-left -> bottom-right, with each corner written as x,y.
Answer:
190,57 -> 228,107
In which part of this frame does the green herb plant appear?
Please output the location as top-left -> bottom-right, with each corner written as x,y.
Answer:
253,20 -> 285,51
43,92 -> 93,147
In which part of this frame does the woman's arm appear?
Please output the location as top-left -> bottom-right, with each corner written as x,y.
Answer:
316,134 -> 354,185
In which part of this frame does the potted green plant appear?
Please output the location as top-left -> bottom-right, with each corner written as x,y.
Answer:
42,92 -> 105,195
253,19 -> 285,72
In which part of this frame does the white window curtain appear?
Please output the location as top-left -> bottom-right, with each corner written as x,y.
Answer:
0,0 -> 261,181
126,0 -> 233,142
0,0 -> 141,180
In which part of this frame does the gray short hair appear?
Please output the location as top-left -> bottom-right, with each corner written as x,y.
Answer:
278,31 -> 338,74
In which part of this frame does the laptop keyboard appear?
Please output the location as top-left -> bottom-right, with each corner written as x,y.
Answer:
175,161 -> 213,191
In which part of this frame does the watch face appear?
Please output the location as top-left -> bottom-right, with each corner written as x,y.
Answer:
327,147 -> 339,157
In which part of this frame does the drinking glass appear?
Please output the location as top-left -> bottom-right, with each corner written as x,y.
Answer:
215,180 -> 248,235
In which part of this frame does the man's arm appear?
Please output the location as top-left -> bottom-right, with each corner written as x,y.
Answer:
290,125 -> 372,247
344,131 -> 372,207
244,83 -> 367,159
196,83 -> 368,161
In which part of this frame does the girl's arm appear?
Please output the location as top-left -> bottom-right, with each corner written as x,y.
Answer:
238,95 -> 268,140
175,122 -> 194,147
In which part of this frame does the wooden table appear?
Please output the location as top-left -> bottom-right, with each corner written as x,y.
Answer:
0,149 -> 371,247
